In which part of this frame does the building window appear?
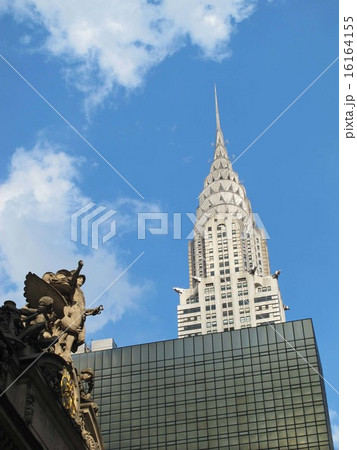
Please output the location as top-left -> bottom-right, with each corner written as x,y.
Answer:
183,324 -> 202,331
182,307 -> 201,314
206,305 -> 216,311
186,296 -> 199,304
257,313 -> 270,319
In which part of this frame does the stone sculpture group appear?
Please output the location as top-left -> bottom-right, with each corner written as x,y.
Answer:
22,260 -> 102,362
0,260 -> 104,450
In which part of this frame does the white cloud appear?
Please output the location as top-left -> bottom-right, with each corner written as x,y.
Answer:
1,0 -> 258,108
0,140 -> 157,334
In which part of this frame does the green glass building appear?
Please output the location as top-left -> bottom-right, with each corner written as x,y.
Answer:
74,319 -> 333,449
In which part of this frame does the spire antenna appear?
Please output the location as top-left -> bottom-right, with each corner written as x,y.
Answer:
214,84 -> 221,131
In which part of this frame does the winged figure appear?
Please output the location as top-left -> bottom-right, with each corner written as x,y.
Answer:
24,272 -> 68,319
23,261 -> 103,363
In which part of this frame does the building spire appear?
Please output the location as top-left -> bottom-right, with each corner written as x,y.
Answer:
213,84 -> 227,159
214,83 -> 221,130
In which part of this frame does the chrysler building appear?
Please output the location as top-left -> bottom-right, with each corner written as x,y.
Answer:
176,88 -> 287,338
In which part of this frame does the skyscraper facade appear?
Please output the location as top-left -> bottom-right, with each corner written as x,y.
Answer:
176,89 -> 287,338
74,319 -> 333,449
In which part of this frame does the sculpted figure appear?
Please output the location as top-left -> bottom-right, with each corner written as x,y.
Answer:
43,260 -> 83,301
24,260 -> 103,363
55,267 -> 86,361
53,261 -> 101,362
79,368 -> 95,401
19,296 -> 57,344
0,300 -> 24,337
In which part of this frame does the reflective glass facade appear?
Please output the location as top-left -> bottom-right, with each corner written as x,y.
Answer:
74,319 -> 333,449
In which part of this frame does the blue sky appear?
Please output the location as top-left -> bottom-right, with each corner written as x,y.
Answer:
0,0 -> 338,445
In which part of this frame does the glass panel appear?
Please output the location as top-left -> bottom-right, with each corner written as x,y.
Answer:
174,338 -> 184,358
164,340 -> 174,359
112,348 -> 121,367
213,333 -> 223,352
248,327 -> 258,347
94,350 -> 103,369
184,337 -> 194,356
86,351 -> 96,369
293,320 -> 304,339
131,345 -> 141,364
222,332 -> 232,351
241,329 -> 250,347
141,344 -> 149,362
157,341 -> 165,360
231,331 -> 242,349
148,343 -> 157,362
194,335 -> 203,355
121,346 -> 132,366
267,325 -> 277,344
203,334 -> 213,353
303,319 -> 314,338
283,322 -> 294,341
274,323 -> 285,343
103,350 -> 112,368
